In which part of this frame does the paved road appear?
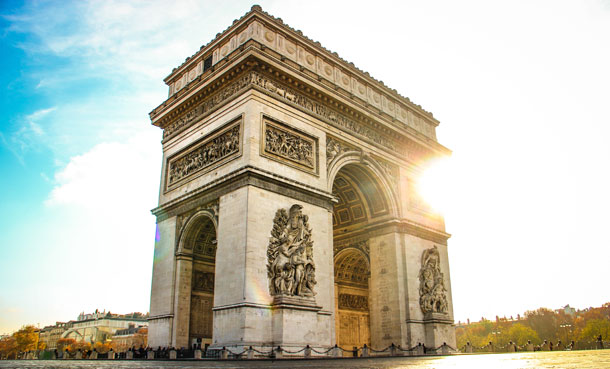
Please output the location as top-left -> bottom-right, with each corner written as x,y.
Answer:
1,350 -> 609,368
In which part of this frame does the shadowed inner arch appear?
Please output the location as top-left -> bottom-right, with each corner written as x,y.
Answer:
187,215 -> 217,348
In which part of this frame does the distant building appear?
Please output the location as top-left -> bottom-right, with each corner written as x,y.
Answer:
38,310 -> 148,347
62,310 -> 148,344
557,304 -> 576,316
111,324 -> 148,351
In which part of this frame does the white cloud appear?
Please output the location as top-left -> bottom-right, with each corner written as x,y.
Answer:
46,129 -> 161,210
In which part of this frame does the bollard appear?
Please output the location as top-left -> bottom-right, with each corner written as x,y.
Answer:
508,342 -> 516,352
527,340 -> 534,352
361,344 -> 369,357
220,347 -> 228,360
416,343 -> 424,356
332,344 -> 341,357
147,350 -> 155,360
247,346 -> 254,359
390,343 -> 397,356
488,342 -> 494,353
304,345 -> 312,358
441,343 -> 449,355
274,346 -> 283,359
75,350 -> 82,359
169,350 -> 177,360
89,350 -> 98,360
108,351 -> 115,360
63,350 -> 69,360
465,342 -> 473,353
194,349 -> 202,359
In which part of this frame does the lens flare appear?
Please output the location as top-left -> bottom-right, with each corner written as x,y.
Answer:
417,158 -> 451,213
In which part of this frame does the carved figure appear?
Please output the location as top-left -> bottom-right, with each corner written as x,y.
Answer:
265,124 -> 314,168
168,125 -> 240,186
267,204 -> 316,297
418,246 -> 448,314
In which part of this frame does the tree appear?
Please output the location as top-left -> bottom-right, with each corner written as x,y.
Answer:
525,308 -> 558,341
0,336 -> 18,359
579,319 -> 610,342
506,323 -> 541,346
13,326 -> 38,353
57,338 -> 76,352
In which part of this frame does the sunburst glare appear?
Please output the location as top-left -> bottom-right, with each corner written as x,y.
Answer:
416,157 -> 452,214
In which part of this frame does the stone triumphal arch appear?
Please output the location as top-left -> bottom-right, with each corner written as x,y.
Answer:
148,6 -> 455,352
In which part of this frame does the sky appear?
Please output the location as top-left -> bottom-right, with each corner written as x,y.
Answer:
0,0 -> 609,334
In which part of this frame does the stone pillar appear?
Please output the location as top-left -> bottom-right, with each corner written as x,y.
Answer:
416,343 -> 424,356
441,343 -> 449,355
247,347 -> 254,359
75,350 -> 82,359
169,349 -> 177,359
527,341 -> 534,351
172,255 -> 193,349
89,350 -> 98,359
465,342 -> 473,353
147,350 -> 155,360
63,350 -> 69,359
220,347 -> 228,360
148,216 -> 178,348
108,351 -> 115,359
194,349 -> 202,359
126,350 -> 134,359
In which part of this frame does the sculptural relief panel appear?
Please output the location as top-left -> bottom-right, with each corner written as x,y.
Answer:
419,246 -> 448,315
261,116 -> 318,175
267,204 -> 316,298
166,118 -> 242,191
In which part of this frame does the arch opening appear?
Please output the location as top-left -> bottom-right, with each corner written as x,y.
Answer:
186,215 -> 217,349
332,163 -> 391,353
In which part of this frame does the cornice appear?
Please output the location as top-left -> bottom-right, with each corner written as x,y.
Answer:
155,5 -> 441,140
151,51 -> 449,168
152,165 -> 336,222
333,218 -> 451,245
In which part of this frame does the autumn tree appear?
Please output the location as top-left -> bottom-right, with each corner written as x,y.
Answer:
57,338 -> 76,352
13,326 -> 39,353
0,336 -> 18,359
579,319 -> 610,342
525,308 -> 558,341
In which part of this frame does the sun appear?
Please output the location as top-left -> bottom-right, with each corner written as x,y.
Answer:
416,158 -> 451,213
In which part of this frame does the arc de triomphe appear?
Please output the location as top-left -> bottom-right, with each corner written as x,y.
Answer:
147,5 -> 455,352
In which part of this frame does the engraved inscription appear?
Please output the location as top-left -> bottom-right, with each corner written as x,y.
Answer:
167,122 -> 240,189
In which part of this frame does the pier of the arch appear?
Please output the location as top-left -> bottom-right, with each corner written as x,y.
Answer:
147,6 -> 455,353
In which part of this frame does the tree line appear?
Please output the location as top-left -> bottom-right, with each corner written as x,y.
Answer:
456,303 -> 610,349
0,326 -> 147,359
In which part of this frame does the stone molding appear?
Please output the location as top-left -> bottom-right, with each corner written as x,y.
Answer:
152,165 -> 336,222
159,6 -> 439,140
261,115 -> 318,175
332,218 -> 450,245
333,238 -> 370,260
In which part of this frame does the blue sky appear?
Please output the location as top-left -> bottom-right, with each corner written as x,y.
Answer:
1,0 -> 610,334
